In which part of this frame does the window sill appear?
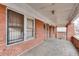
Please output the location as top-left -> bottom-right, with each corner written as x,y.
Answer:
24,37 -> 35,41
6,37 -> 35,47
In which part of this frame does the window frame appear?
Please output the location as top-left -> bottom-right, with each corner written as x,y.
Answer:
73,14 -> 79,40
57,27 -> 66,32
7,8 -> 24,45
26,17 -> 35,40
6,8 -> 36,46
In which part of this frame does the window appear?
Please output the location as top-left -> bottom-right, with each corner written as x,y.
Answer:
27,18 -> 35,39
57,27 -> 66,39
7,9 -> 24,45
73,17 -> 79,38
57,27 -> 66,32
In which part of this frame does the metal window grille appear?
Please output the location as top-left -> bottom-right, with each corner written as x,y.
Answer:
7,9 -> 24,45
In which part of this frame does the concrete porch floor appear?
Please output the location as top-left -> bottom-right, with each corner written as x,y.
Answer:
21,38 -> 78,56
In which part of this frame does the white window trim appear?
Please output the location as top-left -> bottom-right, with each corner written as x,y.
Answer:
25,17 -> 35,41
6,7 -> 25,46
6,7 -> 36,46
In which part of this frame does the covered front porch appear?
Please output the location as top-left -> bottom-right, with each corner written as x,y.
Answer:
21,38 -> 78,56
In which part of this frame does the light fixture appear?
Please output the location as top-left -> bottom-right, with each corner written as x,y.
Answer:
51,3 -> 55,5
52,10 -> 55,15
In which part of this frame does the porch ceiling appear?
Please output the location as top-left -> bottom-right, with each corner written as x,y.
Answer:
27,3 -> 78,26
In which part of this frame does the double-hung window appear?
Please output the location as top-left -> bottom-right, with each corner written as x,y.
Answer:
27,18 -> 35,39
7,9 -> 24,45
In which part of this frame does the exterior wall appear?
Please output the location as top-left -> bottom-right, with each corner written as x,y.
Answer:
0,4 -> 57,56
0,4 -> 6,55
51,26 -> 55,38
66,16 -> 79,49
35,19 -> 45,41
43,24 -> 49,40
0,4 -> 46,56
54,26 -> 57,38
49,26 -> 53,38
43,25 -> 55,39
66,23 -> 75,41
46,26 -> 56,39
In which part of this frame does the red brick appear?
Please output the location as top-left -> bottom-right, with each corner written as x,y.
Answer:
66,23 -> 75,41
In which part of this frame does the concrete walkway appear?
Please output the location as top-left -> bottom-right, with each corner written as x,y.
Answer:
21,38 -> 78,56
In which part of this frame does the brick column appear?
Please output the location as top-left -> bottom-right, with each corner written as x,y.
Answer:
0,4 -> 6,55
66,23 -> 75,41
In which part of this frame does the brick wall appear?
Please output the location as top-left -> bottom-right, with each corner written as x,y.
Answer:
0,4 -> 57,55
0,4 -> 46,55
54,26 -> 57,38
67,22 -> 79,49
66,23 -> 75,41
51,26 -> 56,38
71,37 -> 79,48
0,4 -> 6,55
3,19 -> 45,56
35,19 -> 45,41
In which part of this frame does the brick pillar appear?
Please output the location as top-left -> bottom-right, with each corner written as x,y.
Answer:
0,4 -> 6,55
54,26 -> 57,38
66,23 -> 75,41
